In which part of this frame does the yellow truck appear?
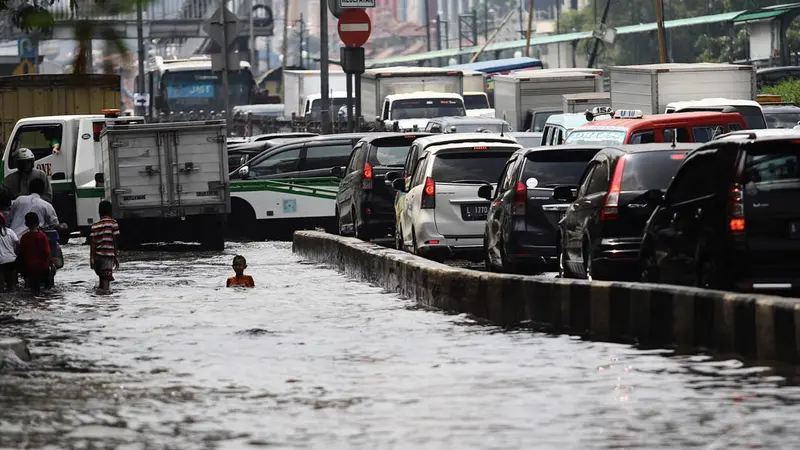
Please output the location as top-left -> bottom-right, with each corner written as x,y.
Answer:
0,74 -> 121,147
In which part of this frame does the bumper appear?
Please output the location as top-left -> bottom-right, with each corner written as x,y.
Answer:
505,227 -> 559,267
413,215 -> 483,260
593,237 -> 641,280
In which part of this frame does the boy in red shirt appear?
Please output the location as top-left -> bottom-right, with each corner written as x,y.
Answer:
18,212 -> 51,295
227,255 -> 255,287
90,201 -> 120,292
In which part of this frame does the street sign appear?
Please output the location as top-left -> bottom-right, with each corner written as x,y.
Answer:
339,0 -> 376,7
17,35 -> 37,61
211,52 -> 241,72
14,59 -> 36,75
337,9 -> 371,48
134,93 -> 150,107
203,6 -> 242,50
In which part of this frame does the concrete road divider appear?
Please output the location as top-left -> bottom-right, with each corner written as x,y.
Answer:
293,231 -> 800,364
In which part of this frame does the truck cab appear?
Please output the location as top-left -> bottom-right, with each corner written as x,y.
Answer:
540,108 -> 613,146
2,110 -> 145,241
462,92 -> 495,118
302,91 -> 351,120
381,92 -> 466,132
564,110 -> 747,146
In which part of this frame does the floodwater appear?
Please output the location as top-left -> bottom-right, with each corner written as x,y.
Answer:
1,241 -> 799,449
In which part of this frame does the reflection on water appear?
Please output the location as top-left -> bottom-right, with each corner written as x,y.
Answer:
1,241 -> 799,449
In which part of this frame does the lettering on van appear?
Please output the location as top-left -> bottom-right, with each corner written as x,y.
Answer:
123,195 -> 146,201
37,163 -> 52,177
196,190 -> 219,197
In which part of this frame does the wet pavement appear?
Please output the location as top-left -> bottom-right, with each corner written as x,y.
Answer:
1,241 -> 800,449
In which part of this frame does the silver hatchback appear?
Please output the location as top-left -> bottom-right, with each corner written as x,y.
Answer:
392,141 -> 522,261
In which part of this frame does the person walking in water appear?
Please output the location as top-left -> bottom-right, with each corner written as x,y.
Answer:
227,255 -> 255,287
90,201 -> 120,293
8,178 -> 60,237
0,212 -> 19,291
2,148 -> 52,202
18,212 -> 51,295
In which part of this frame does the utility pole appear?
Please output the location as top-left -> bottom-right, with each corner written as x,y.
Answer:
281,0 -> 288,100
319,0 -> 330,134
588,0 -> 611,68
483,0 -> 489,43
220,0 -> 232,129
525,0 -> 534,56
425,0 -> 431,52
136,1 -> 146,117
654,0 -> 668,63
298,13 -> 304,69
249,0 -> 255,66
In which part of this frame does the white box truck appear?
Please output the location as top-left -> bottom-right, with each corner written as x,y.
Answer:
101,120 -> 230,250
493,70 -> 603,132
609,63 -> 758,115
283,70 -> 348,117
562,92 -> 611,113
360,67 -> 466,131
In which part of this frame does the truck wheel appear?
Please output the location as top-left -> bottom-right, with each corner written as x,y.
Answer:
201,221 -> 226,251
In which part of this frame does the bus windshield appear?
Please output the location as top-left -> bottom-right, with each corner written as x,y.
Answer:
391,98 -> 466,120
161,69 -> 253,113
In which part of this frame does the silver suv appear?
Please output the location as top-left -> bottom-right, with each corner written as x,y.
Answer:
391,141 -> 522,261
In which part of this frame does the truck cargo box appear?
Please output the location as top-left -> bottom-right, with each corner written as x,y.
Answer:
562,92 -> 611,114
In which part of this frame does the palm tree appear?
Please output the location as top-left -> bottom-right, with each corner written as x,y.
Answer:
6,0 -> 157,74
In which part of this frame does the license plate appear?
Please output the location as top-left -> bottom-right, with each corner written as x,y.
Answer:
462,204 -> 489,221
790,222 -> 800,239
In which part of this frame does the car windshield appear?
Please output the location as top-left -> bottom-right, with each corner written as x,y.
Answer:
391,98 -> 466,120
522,149 -> 600,188
765,112 -> 800,129
744,143 -> 800,186
308,98 -> 350,120
565,130 -> 627,146
735,106 -> 767,129
463,94 -> 490,109
371,146 -> 410,166
449,122 -> 509,133
620,151 -> 688,191
432,151 -> 514,184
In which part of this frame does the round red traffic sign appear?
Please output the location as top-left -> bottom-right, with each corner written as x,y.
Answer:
337,8 -> 371,48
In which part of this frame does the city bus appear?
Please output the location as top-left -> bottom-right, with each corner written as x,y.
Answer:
137,56 -> 256,121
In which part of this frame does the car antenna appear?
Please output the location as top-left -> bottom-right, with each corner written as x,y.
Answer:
501,112 -> 507,137
671,132 -> 677,148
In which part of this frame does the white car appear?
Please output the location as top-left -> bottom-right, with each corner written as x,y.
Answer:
391,141 -> 522,261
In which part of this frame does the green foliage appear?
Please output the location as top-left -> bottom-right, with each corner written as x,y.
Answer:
761,79 -> 800,104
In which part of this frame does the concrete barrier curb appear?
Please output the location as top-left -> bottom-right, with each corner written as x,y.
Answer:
0,336 -> 31,363
293,231 -> 800,364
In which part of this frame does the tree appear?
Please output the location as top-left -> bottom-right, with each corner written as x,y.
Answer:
2,0 -> 157,73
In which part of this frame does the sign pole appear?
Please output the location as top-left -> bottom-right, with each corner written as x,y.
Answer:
354,71 -> 361,125
220,0 -> 232,130
136,2 -> 146,117
320,0 -> 331,134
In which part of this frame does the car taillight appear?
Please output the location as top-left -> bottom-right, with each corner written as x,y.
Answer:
512,181 -> 526,216
421,177 -> 435,209
601,156 -> 626,220
729,184 -> 745,233
362,162 -> 374,190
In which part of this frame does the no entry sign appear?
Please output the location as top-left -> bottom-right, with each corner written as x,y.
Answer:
337,8 -> 371,47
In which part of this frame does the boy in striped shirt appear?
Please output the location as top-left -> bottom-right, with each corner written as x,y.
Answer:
90,201 -> 120,292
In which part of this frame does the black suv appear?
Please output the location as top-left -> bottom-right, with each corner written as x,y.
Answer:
640,135 -> 800,294
556,143 -> 700,280
332,133 -> 430,240
478,145 -> 603,273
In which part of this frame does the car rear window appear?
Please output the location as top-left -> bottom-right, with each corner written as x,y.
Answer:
744,144 -> 800,185
432,151 -> 514,184
620,151 -> 687,191
735,106 -> 767,129
368,137 -> 423,166
522,149 -> 599,188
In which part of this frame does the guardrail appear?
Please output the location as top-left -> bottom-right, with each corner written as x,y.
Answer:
293,230 -> 800,364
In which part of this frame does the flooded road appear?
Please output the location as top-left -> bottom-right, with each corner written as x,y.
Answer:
2,241 -> 800,449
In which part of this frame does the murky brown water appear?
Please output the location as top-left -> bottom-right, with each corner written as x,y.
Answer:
1,241 -> 799,449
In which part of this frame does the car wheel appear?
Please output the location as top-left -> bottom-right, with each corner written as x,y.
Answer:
483,235 -> 495,272
695,248 -> 722,289
640,248 -> 659,283
583,243 -> 593,281
336,208 -> 348,236
395,223 -> 404,251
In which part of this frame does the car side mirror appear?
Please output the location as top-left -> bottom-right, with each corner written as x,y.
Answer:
330,166 -> 344,177
553,185 -> 576,202
51,172 -> 66,180
238,166 -> 250,178
477,184 -> 493,200
392,178 -> 406,192
645,189 -> 664,205
94,172 -> 104,184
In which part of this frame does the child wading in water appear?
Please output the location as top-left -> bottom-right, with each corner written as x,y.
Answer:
90,201 -> 120,293
0,212 -> 19,291
18,212 -> 51,295
227,255 -> 254,287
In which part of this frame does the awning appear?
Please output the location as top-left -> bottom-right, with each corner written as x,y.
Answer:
733,3 -> 800,23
